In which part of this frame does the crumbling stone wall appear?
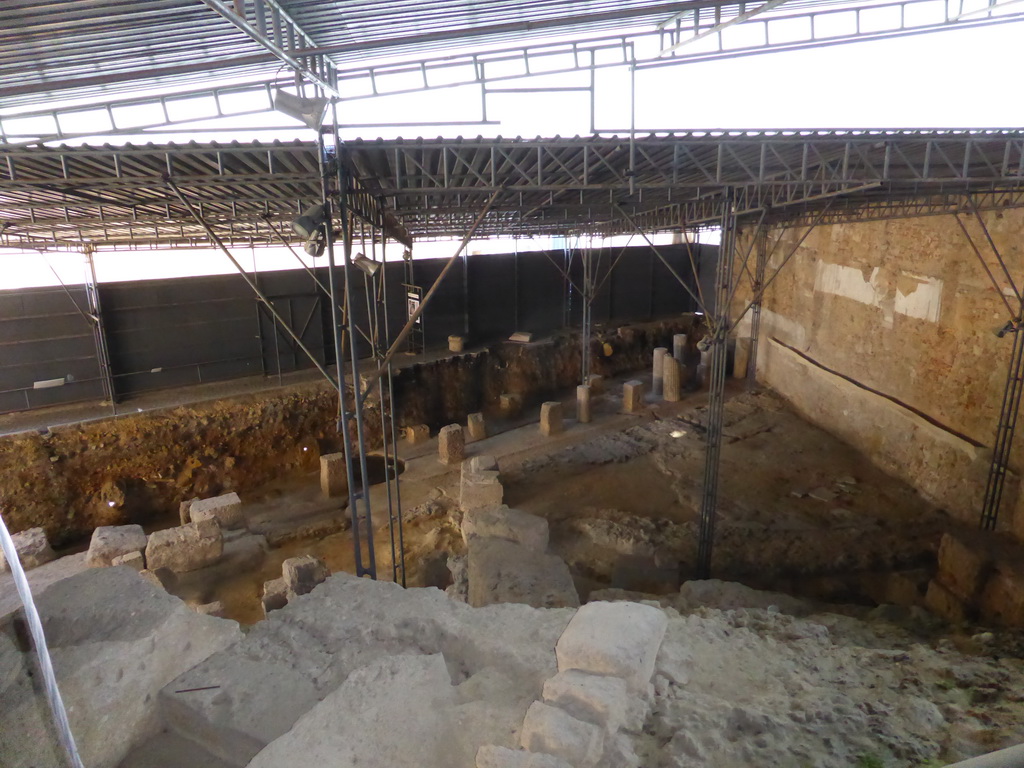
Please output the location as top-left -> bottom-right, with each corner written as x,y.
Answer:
732,206 -> 1024,535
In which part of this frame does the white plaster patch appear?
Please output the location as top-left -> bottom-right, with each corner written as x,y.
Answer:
813,262 -> 881,307
894,273 -> 942,323
758,308 -> 807,348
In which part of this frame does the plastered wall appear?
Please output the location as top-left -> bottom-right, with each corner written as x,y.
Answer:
733,207 -> 1024,535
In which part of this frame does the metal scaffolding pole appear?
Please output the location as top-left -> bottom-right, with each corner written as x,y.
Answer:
581,244 -> 593,385
83,246 -> 117,411
696,192 -> 737,579
746,225 -> 769,383
981,321 -> 1024,531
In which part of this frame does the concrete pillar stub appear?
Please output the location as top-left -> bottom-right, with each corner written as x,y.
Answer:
652,347 -> 668,397
540,401 -> 564,436
467,412 -> 487,441
320,452 -> 348,498
448,335 -> 465,353
499,393 -> 522,418
672,334 -> 686,362
663,355 -> 681,402
438,424 -> 466,464
622,380 -> 644,413
576,385 -> 591,424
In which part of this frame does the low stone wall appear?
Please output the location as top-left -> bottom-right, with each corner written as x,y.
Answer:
0,317 -> 692,545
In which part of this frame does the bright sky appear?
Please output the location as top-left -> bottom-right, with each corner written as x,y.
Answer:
2,11 -> 1022,290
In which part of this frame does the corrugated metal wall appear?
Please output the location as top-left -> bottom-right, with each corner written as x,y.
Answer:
0,243 -> 715,414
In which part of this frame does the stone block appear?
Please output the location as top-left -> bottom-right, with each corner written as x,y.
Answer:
320,452 -> 348,498
195,600 -> 226,618
468,537 -> 579,609
519,701 -> 604,768
405,424 -> 430,445
86,524 -> 148,568
460,468 -> 504,512
0,527 -> 55,573
145,519 -> 223,573
622,380 -> 644,414
542,669 -> 632,734
476,745 -> 573,768
662,355 -> 681,402
586,374 -> 605,395
468,412 -> 488,441
179,497 -> 198,525
500,393 -> 523,418
262,577 -> 288,615
924,578 -> 969,624
540,401 -> 564,436
439,424 -> 466,465
190,492 -> 245,530
978,567 -> 1024,628
449,335 -> 465,353
937,532 -> 992,601
462,505 -> 549,552
111,551 -> 145,571
733,337 -> 751,379
555,601 -> 668,694
577,384 -> 591,424
509,331 -> 534,343
469,455 -> 499,473
652,347 -> 668,397
283,555 -> 330,599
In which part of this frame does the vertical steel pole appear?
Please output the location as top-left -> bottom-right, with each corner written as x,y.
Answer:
84,246 -> 117,412
746,224 -> 769,384
980,320 -> 1024,531
696,191 -> 736,579
581,243 -> 593,385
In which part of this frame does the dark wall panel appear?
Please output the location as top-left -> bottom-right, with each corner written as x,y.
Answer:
517,250 -> 565,334
467,253 -> 517,343
410,258 -> 466,347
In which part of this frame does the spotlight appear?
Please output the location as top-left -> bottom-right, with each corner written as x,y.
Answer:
291,203 -> 327,239
303,232 -> 325,258
353,253 -> 381,276
273,89 -> 330,131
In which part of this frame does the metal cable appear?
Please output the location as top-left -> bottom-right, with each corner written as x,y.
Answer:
0,513 -> 85,768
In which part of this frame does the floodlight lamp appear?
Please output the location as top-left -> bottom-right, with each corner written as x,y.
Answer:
304,232 -> 325,258
273,89 -> 330,131
353,253 -> 381,276
291,203 -> 327,239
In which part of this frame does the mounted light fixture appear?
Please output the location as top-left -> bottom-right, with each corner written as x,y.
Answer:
273,89 -> 330,131
291,202 -> 326,239
303,232 -> 325,258
353,253 -> 381,276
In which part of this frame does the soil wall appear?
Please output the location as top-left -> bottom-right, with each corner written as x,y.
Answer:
0,318 -> 691,545
732,207 -> 1024,536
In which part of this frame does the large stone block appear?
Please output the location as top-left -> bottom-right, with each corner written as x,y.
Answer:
978,567 -> 1024,627
468,537 -> 579,609
405,424 -> 430,445
476,745 -> 573,768
924,578 -> 969,624
439,424 -> 466,465
0,527 -> 55,573
86,524 -> 148,568
145,519 -> 223,573
468,412 -> 488,441
460,469 -> 505,513
190,492 -> 245,530
937,532 -> 992,601
519,701 -> 604,768
462,505 -> 549,553
542,669 -> 632,734
622,381 -> 644,413
555,601 -> 668,694
586,374 -> 605,395
282,555 -> 330,599
540,401 -> 564,436
320,452 -> 349,498
248,654 -> 457,768
262,577 -> 288,616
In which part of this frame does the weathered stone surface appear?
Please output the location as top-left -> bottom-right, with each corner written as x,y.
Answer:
672,333 -> 686,362
542,669 -> 632,734
520,701 -> 604,768
319,453 -> 348,498
469,455 -> 499,473
406,424 -> 431,445
145,519 -> 223,573
439,424 -> 466,465
924,578 -> 968,624
476,745 -> 573,768
190,492 -> 245,530
86,524 -> 148,568
540,401 -> 564,436
249,654 -> 457,768
262,577 -> 288,615
978,566 -> 1024,627
468,537 -> 579,609
282,555 -> 329,599
500,393 -> 523,418
555,602 -> 668,694
652,347 -> 668,397
196,600 -> 227,618
461,469 -> 504,513
0,567 -> 239,768
0,527 -> 55,573
587,374 -> 605,395
883,569 -> 930,608
139,567 -> 177,591
468,412 -> 488,441
577,384 -> 592,424
449,335 -> 465,353
936,532 -> 992,601
462,505 -> 549,553
509,331 -> 534,343
622,381 -> 644,413
663,355 -> 681,402
179,497 -> 198,525
111,551 -> 145,571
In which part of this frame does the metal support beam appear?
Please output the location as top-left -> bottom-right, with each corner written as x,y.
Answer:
83,247 -> 117,411
980,320 -> 1024,531
746,225 -> 769,383
696,192 -> 736,579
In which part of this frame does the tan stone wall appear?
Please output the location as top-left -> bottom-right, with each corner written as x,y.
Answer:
732,207 -> 1024,532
